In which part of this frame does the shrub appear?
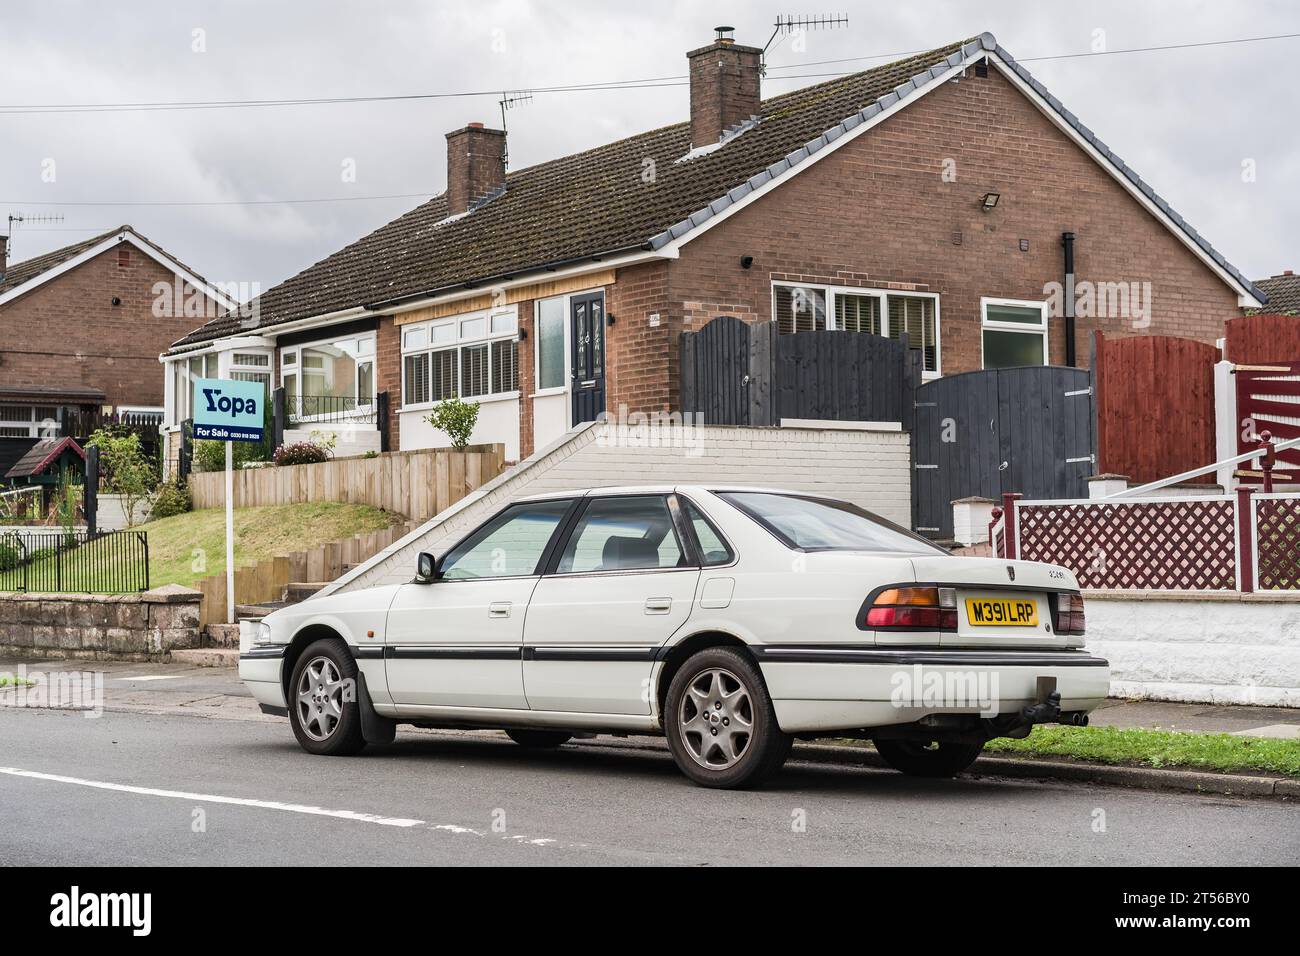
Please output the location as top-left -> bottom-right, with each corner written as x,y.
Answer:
0,539 -> 19,573
424,398 -> 480,450
193,439 -> 263,473
88,428 -> 154,527
149,481 -> 192,520
273,441 -> 331,467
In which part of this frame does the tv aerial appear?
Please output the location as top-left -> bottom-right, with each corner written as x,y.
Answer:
498,90 -> 534,169
762,14 -> 850,73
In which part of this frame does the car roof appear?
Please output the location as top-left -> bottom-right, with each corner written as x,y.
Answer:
513,484 -> 838,503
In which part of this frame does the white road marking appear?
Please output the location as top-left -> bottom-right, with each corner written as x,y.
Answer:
113,675 -> 186,682
0,766 -> 426,828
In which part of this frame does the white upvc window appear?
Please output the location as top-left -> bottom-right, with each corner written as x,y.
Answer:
400,305 -> 519,409
229,350 -> 273,390
0,404 -> 61,439
167,350 -> 218,425
770,281 -> 942,375
980,297 -> 1049,369
279,333 -> 376,417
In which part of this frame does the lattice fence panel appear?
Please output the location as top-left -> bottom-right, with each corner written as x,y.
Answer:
1255,497 -> 1300,591
1017,499 -> 1237,590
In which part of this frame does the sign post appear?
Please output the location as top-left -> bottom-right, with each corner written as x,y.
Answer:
192,377 -> 265,624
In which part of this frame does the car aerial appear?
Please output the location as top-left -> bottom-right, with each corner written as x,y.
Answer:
239,485 -> 1109,789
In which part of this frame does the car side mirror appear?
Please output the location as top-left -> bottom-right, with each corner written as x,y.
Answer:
415,551 -> 442,584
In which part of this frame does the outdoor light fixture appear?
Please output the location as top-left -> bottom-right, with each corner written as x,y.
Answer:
980,192 -> 1000,212
740,255 -> 754,269
606,312 -> 615,326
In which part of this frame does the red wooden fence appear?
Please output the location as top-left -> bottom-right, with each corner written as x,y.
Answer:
1093,332 -> 1218,486
1225,314 -> 1300,364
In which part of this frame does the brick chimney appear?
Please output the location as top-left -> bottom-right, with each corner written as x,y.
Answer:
445,123 -> 506,215
687,26 -> 763,149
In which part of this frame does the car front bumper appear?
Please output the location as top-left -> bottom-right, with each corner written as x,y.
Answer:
239,645 -> 287,711
754,646 -> 1109,734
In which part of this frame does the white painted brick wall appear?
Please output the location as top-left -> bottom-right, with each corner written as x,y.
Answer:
329,421 -> 911,593
1085,592 -> 1300,707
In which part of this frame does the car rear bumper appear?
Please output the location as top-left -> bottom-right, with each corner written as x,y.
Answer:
754,646 -> 1109,733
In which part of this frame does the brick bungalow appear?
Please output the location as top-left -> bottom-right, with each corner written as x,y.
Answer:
0,225 -> 234,451
160,30 -> 1266,464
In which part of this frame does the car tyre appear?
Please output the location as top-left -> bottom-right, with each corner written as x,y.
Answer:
664,647 -> 791,789
288,638 -> 367,756
505,729 -> 573,748
874,739 -> 984,778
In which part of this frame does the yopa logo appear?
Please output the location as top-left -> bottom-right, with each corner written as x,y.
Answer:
202,387 -> 257,417
49,885 -> 151,937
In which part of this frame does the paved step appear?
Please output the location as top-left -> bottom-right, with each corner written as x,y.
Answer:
234,604 -> 277,618
204,623 -> 240,648
171,647 -> 239,668
283,582 -> 330,603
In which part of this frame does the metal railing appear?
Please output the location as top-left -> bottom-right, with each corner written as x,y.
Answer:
286,394 -> 379,425
0,529 -> 149,594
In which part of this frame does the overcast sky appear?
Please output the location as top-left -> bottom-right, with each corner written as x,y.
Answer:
2,0 -> 1296,298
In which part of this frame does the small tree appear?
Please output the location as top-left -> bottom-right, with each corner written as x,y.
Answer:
424,398 -> 480,450
88,428 -> 156,528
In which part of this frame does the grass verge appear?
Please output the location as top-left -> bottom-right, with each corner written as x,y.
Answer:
985,725 -> 1300,777
0,674 -> 35,688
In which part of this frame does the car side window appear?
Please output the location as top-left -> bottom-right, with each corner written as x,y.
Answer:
440,499 -> 572,580
557,495 -> 686,573
681,499 -> 735,566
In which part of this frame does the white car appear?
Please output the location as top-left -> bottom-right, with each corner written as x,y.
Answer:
240,486 -> 1108,789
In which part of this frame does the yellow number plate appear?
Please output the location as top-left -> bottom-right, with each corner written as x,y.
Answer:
965,598 -> 1039,627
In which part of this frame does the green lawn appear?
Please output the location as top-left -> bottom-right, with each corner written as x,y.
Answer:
985,725 -> 1300,777
0,674 -> 34,688
142,503 -> 401,589
1,503 -> 400,593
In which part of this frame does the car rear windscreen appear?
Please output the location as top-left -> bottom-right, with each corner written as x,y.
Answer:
718,492 -> 945,554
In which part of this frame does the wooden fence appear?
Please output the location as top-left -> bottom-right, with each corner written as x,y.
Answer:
1093,332 -> 1218,486
188,444 -> 506,524
1225,314 -> 1300,364
194,519 -> 416,626
680,316 -> 921,428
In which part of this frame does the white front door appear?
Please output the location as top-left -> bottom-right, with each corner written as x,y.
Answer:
384,497 -> 575,710
523,494 -> 700,715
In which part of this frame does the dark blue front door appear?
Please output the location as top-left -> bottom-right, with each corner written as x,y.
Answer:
570,292 -> 606,424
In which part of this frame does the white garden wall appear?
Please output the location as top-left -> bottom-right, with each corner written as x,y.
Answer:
1085,591 -> 1300,706
327,420 -> 911,594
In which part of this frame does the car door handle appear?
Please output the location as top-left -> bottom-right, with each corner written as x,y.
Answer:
644,597 -> 672,614
488,602 -> 512,618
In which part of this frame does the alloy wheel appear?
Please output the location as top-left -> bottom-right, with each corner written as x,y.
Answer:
678,667 -> 754,769
296,655 -> 345,741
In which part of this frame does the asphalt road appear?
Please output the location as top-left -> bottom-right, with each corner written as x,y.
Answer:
1,706 -> 1297,866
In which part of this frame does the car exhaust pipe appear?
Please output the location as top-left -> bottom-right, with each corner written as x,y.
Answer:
1059,711 -> 1089,727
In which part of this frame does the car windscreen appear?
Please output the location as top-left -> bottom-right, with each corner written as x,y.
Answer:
718,492 -> 946,554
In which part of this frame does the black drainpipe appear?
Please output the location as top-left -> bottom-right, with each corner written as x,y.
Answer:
1061,231 -> 1076,367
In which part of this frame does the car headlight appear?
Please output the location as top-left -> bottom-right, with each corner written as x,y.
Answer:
255,621 -> 273,644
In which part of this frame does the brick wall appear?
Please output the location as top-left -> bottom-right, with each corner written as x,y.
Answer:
605,261 -> 670,417
0,241 -> 223,410
621,65 -> 1242,411
375,316 -> 401,450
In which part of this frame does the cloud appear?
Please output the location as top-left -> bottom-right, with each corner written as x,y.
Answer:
1,0 -> 1295,293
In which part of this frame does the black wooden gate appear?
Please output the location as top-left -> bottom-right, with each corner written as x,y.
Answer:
911,366 -> 1095,538
680,316 -> 921,427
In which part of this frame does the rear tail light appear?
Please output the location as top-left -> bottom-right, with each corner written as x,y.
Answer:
1054,592 -> 1086,635
864,586 -> 957,630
